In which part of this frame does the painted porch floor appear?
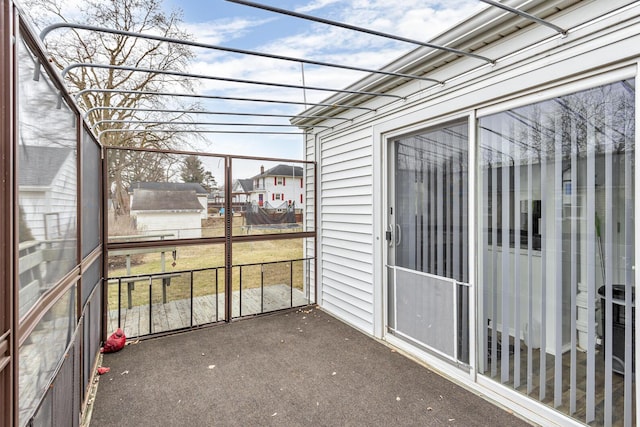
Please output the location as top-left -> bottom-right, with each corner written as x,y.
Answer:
107,284 -> 311,338
91,308 -> 532,427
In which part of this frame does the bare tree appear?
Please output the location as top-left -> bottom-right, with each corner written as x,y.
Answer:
24,0 -> 199,214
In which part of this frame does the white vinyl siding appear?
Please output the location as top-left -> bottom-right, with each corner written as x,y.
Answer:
305,135 -> 316,301
319,128 -> 375,333
132,211 -> 202,239
20,155 -> 77,241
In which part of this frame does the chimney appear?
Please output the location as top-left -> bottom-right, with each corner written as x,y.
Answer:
260,165 -> 264,174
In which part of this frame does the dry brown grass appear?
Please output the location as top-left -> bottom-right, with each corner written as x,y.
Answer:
107,237 -> 308,307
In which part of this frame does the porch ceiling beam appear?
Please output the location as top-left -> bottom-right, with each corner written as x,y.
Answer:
40,22 -> 442,83
226,0 -> 495,64
93,119 -> 330,129
61,63 -> 404,99
74,88 -> 376,112
479,0 -> 568,36
83,106 -> 352,123
98,129 -> 304,137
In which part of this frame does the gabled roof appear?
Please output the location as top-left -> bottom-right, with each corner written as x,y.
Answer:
130,189 -> 203,211
237,178 -> 254,192
18,145 -> 74,186
253,164 -> 303,179
129,181 -> 208,194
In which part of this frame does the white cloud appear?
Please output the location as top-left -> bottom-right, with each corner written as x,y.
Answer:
184,16 -> 275,46
295,0 -> 343,14
163,1 -> 488,158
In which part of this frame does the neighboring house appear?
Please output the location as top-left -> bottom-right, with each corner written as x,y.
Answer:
129,182 -> 209,219
18,145 -> 77,241
17,144 -> 77,318
208,186 -> 225,206
232,178 -> 253,204
249,164 -> 304,210
130,189 -> 203,239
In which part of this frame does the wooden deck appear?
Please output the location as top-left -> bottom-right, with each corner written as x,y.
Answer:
107,284 -> 311,338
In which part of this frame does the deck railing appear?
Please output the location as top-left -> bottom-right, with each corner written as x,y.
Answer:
107,257 -> 313,338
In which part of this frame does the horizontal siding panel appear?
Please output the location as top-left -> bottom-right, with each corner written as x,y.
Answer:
322,263 -> 372,290
322,238 -> 373,257
322,166 -> 372,183
322,138 -> 370,156
321,194 -> 372,206
323,253 -> 373,276
323,267 -> 373,295
321,244 -> 372,264
322,146 -> 371,166
321,221 -> 371,235
322,176 -> 371,190
321,155 -> 372,174
321,299 -> 373,334
322,131 -> 371,152
322,213 -> 372,225
322,229 -> 372,245
323,286 -> 373,318
322,281 -> 373,313
322,204 -> 373,215
321,186 -> 372,199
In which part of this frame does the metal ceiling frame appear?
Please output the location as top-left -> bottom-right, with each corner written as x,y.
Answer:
61,62 -> 405,99
478,0 -> 568,36
39,22 -> 442,83
74,89 -> 377,112
226,0 -> 496,64
98,129 -> 304,137
84,106 -> 352,123
40,1 -> 580,140
92,119 -> 331,130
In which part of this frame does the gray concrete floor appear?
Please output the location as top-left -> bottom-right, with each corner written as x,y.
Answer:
89,307 -> 533,426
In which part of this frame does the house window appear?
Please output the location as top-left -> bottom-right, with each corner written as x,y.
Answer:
477,79 -> 635,425
277,177 -> 283,185
275,193 -> 281,200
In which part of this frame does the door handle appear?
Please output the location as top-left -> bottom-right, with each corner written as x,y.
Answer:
395,224 -> 402,246
387,224 -> 393,247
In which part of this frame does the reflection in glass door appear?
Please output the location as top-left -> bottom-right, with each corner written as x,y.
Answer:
387,119 -> 469,364
477,79 -> 635,426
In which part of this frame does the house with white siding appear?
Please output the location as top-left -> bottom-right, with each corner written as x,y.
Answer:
18,145 -> 77,241
295,1 -> 640,426
231,178 -> 252,204
249,164 -> 304,210
130,188 -> 203,239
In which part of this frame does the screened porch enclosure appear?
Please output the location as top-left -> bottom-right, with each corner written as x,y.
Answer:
478,80 -> 636,426
105,148 -> 316,337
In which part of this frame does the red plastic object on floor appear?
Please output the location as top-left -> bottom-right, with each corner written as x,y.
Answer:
101,328 -> 126,353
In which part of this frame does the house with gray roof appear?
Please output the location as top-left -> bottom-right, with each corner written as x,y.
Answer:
231,178 -> 253,204
129,182 -> 209,219
249,164 -> 304,211
130,188 -> 204,238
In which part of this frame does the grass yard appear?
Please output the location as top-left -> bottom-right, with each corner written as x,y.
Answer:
107,237 -> 308,308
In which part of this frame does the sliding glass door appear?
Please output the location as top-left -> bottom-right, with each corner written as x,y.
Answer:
387,119 -> 469,364
477,79 -> 635,426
